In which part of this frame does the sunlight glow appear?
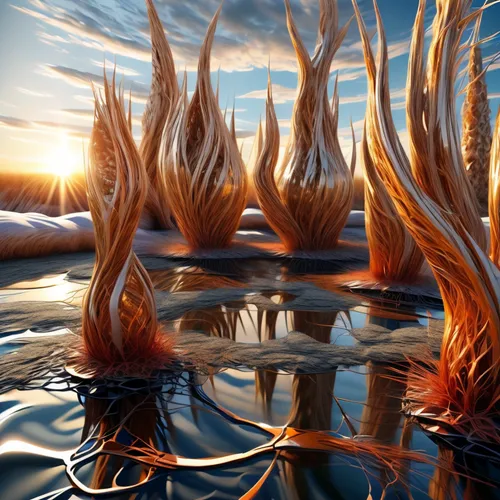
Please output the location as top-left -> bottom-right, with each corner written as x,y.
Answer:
43,135 -> 80,178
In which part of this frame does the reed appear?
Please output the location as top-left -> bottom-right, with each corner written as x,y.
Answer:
254,0 -> 353,251
353,0 -> 424,282
406,0 -> 486,250
462,26 -> 492,216
159,6 -> 247,249
81,71 -> 174,370
140,0 -> 179,229
354,0 -> 500,443
489,107 -> 500,267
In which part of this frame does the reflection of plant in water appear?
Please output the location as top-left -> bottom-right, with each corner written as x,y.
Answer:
429,445 -> 500,500
352,0 -> 500,444
66,375 -> 430,498
79,72 -> 175,373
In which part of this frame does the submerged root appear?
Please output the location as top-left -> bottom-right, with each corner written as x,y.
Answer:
160,6 -> 247,249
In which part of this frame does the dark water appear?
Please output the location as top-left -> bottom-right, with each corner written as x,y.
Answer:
0,260 -> 498,499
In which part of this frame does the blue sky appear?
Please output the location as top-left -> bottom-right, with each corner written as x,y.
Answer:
0,0 -> 499,175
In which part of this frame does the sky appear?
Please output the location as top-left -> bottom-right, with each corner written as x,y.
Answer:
0,0 -> 499,176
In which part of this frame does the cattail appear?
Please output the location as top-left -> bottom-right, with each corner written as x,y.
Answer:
159,6 -> 247,249
489,107 -> 500,266
353,0 -> 424,281
462,32 -> 492,217
141,0 -> 179,229
355,0 -> 500,443
275,0 -> 353,250
82,71 -> 172,368
406,0 -> 486,250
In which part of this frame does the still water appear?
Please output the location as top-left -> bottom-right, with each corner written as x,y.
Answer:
0,260 -> 497,499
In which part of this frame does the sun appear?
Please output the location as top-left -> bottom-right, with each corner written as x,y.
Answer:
43,135 -> 81,178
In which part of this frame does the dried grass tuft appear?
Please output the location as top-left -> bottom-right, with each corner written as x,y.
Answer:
353,0 -> 424,282
159,6 -> 247,249
82,70 -> 174,366
140,0 -> 179,229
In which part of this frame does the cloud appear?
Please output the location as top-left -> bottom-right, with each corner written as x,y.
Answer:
41,65 -> 150,104
12,4 -> 151,61
91,59 -> 141,77
0,114 -> 91,139
238,84 -> 296,104
489,93 -> 500,100
14,0 -> 409,73
58,108 -> 143,126
17,87 -> 53,98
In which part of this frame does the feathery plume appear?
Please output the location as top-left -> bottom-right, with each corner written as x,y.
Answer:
353,0 -> 424,281
273,0 -> 353,250
141,0 -> 179,229
82,71 -> 173,369
159,6 -> 248,249
406,0 -> 486,250
489,107 -> 500,266
356,0 -> 500,442
462,20 -> 492,216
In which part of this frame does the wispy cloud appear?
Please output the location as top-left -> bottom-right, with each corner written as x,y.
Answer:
41,65 -> 150,104
91,59 -> 141,77
17,87 -> 53,98
0,114 -> 91,139
238,84 -> 296,104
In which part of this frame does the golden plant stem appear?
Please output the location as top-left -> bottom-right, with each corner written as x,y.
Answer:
82,72 -> 160,364
140,0 -> 179,229
406,0 -> 486,250
353,0 -> 424,281
267,0 -> 354,251
160,6 -> 247,249
489,108 -> 500,266
462,42 -> 492,216
353,0 -> 500,441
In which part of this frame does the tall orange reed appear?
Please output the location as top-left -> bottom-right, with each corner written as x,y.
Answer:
489,107 -> 500,267
354,0 -> 500,443
140,0 -> 179,229
82,72 -> 168,366
406,0 -> 486,250
159,6 -> 247,249
254,0 -> 353,251
353,1 -> 423,281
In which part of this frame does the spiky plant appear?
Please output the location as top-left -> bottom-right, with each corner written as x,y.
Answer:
489,107 -> 500,267
353,0 -> 424,282
253,0 -> 354,251
81,72 -> 174,371
406,0 -> 487,250
354,0 -> 500,443
141,0 -> 179,229
462,38 -> 492,217
159,6 -> 247,249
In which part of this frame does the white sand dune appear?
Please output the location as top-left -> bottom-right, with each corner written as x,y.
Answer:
0,209 -> 367,260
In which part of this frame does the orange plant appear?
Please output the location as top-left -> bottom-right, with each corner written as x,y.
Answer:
353,0 -> 500,443
159,6 -> 247,249
254,0 -> 354,251
81,72 -> 174,370
353,1 -> 424,281
140,0 -> 179,229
